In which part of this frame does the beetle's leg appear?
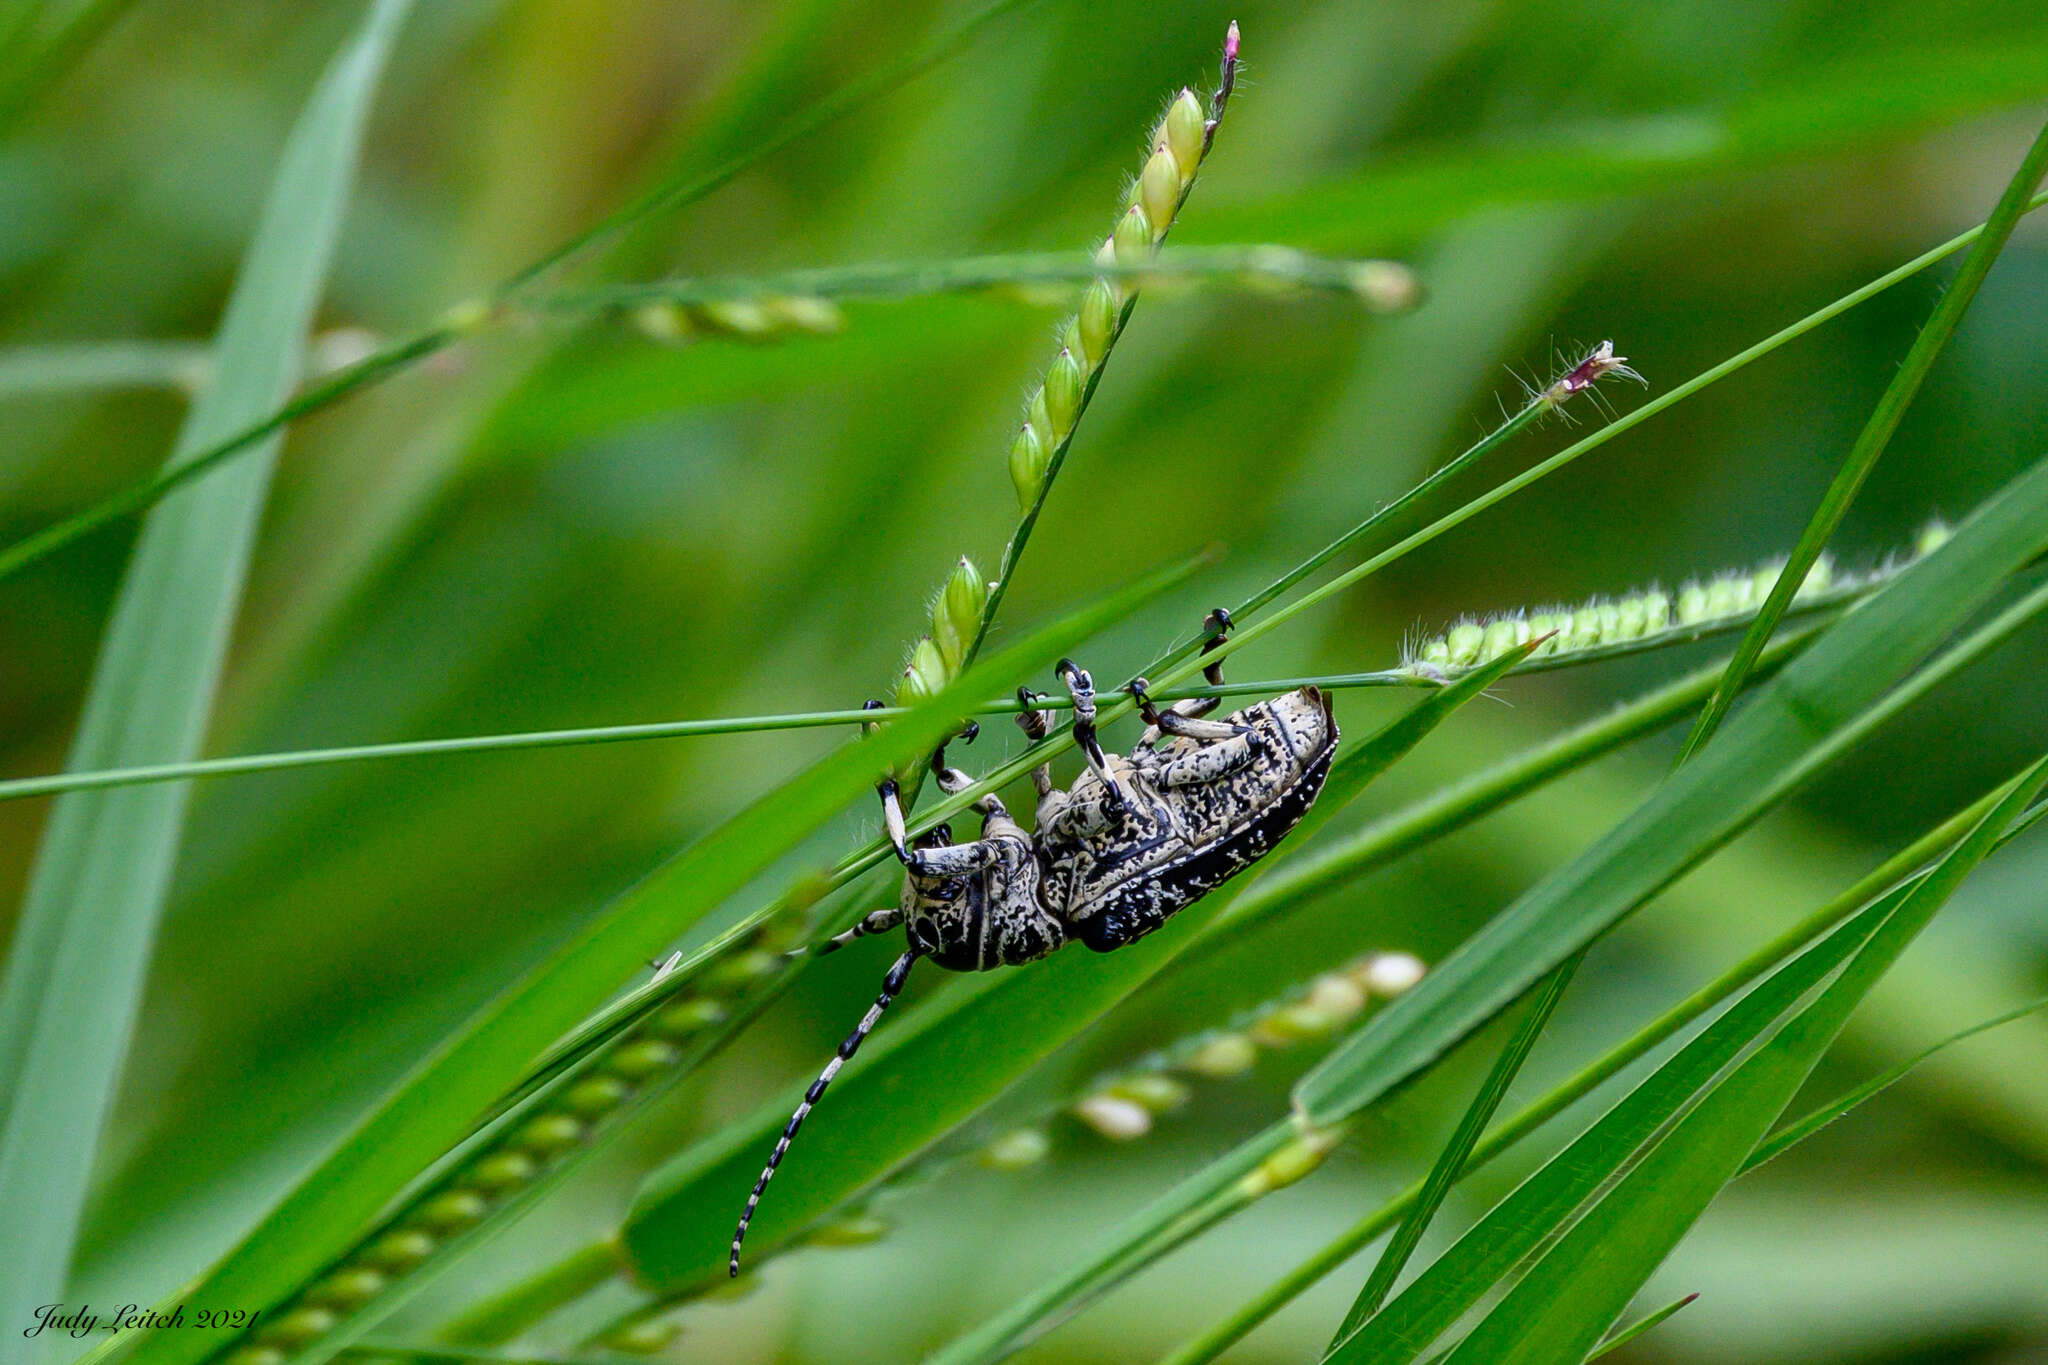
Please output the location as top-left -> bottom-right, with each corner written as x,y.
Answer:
1130,676 -> 1247,743
1014,687 -> 1057,798
901,838 -> 999,877
933,727 -> 1009,821
797,907 -> 907,958
1056,659 -> 1129,809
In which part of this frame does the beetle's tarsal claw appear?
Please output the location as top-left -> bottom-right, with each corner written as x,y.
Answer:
879,778 -> 911,862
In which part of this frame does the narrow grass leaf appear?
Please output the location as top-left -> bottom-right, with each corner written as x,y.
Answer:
618,643 -> 1542,1295
0,1 -> 415,1356
1295,450 -> 2048,1130
1742,994 -> 2048,1173
1439,757 -> 2048,1365
1585,1295 -> 1698,1361
96,557 -> 1195,1365
1678,115 -> 2048,757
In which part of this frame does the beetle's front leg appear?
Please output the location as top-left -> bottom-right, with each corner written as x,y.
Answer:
1130,676 -> 1248,743
933,725 -> 1010,822
1056,659 -> 1129,809
1014,687 -> 1057,798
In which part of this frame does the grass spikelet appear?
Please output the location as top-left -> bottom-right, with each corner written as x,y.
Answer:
1400,530 -> 1943,681
1006,28 -> 1240,509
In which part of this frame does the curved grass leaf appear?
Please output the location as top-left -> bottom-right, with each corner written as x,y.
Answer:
1435,756 -> 2048,1365
93,556 -> 1196,1365
617,641 -> 1543,1295
1742,994 -> 2048,1175
1295,450 -> 2048,1131
0,1 -> 416,1356
1677,114 -> 2048,757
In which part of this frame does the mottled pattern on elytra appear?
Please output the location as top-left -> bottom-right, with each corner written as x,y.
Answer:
897,686 -> 1337,971
1050,687 -> 1337,950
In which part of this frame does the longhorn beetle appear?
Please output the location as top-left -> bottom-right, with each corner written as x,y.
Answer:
729,610 -> 1338,1274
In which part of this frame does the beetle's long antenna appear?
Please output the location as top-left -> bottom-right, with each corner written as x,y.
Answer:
730,947 -> 920,1276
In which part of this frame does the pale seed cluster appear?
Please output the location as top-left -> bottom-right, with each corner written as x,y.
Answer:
894,555 -> 989,708
749,949 -> 1429,1274
1007,59 -> 1229,508
630,293 -> 843,344
1401,525 -> 1950,682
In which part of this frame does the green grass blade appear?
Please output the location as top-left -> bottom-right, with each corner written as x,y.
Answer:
1741,994 -> 2048,1174
1335,959 -> 1580,1340
1438,756 -> 2048,1365
616,641 -> 1542,1298
1326,894 -> 1901,1364
1584,1295 -> 1698,1361
1677,115 -> 2048,758
0,1 -> 415,1355
1295,450 -> 2048,1131
93,556 -> 1196,1365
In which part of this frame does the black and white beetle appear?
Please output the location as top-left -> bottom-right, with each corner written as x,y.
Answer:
729,611 -> 1338,1273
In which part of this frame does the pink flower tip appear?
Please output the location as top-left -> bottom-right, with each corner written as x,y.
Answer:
1224,20 -> 1240,60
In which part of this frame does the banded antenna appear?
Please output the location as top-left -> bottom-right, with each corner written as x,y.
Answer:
730,947 -> 920,1275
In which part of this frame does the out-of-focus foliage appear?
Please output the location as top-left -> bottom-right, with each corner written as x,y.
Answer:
3,2 -> 2048,1362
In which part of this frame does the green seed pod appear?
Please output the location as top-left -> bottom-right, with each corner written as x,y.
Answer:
1250,1003 -> 1338,1047
697,299 -> 775,337
1138,148 -> 1181,236
1523,613 -> 1560,652
1417,637 -> 1451,670
361,1229 -> 436,1271
1305,973 -> 1368,1023
259,1307 -> 337,1348
561,1074 -> 632,1116
1009,424 -> 1047,508
1112,203 -> 1153,267
1445,621 -> 1485,667
1640,591 -> 1671,632
1916,519 -> 1952,556
1026,386 -> 1054,452
897,638 -> 948,708
1074,1093 -> 1152,1140
1044,348 -> 1085,438
1078,280 -> 1119,367
705,948 -> 780,991
304,1267 -> 387,1309
1676,583 -> 1710,624
978,1127 -> 1053,1170
762,294 -> 844,334
516,1113 -> 586,1155
1703,575 -> 1745,619
1185,1032 -> 1260,1078
467,1151 -> 536,1191
608,1037 -> 682,1080
632,301 -> 692,345
418,1189 -> 489,1232
603,1319 -> 682,1354
1112,1073 -> 1192,1113
1479,618 -> 1524,662
808,1210 -> 893,1247
1238,1125 -> 1342,1198
941,556 -> 986,644
649,996 -> 729,1040
1163,88 -> 1206,182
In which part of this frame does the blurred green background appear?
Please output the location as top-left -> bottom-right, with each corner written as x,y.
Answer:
4,1 -> 2048,1361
